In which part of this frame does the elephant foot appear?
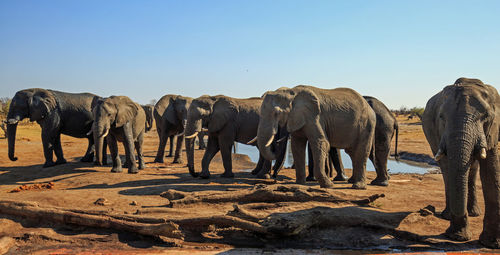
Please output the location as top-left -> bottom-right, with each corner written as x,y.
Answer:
467,204 -> 482,217
199,171 -> 211,179
43,161 -> 57,168
257,173 -> 271,179
333,174 -> 348,182
352,181 -> 367,190
370,178 -> 389,186
441,208 -> 451,220
166,153 -> 173,158
221,172 -> 235,178
128,167 -> 139,174
198,146 -> 206,150
94,161 -> 103,166
111,166 -> 123,173
306,175 -> 316,182
172,158 -> 183,164
80,154 -> 94,162
347,177 -> 357,184
479,233 -> 500,249
250,168 -> 260,175
319,180 -> 335,189
153,158 -> 164,164
55,158 -> 67,165
188,166 -> 199,177
296,179 -> 306,185
138,163 -> 145,170
445,226 -> 472,241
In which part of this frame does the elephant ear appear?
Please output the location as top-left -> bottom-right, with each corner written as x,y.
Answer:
208,98 -> 238,133
115,96 -> 138,127
29,91 -> 57,122
165,102 -> 178,125
482,85 -> 500,149
287,89 -> 320,133
91,96 -> 103,111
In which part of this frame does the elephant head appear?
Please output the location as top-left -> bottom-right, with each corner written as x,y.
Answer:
91,96 -> 139,165
141,105 -> 154,132
433,78 -> 499,224
164,96 -> 192,132
257,86 -> 320,161
6,89 -> 57,161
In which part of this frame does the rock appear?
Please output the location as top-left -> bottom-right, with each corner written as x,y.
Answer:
130,201 -> 138,206
0,236 -> 15,254
94,198 -> 111,206
419,205 -> 436,216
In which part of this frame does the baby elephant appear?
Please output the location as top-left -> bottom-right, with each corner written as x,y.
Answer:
91,96 -> 146,174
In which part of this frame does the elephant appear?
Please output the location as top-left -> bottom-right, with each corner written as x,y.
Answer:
306,96 -> 399,186
92,96 -> 146,174
5,88 -> 100,167
422,78 -> 499,248
152,94 -> 206,164
257,85 -> 376,189
184,95 -> 278,179
141,104 -> 154,133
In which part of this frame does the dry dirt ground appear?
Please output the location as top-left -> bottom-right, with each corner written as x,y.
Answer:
0,115 -> 497,254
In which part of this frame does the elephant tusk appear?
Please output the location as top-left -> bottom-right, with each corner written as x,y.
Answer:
480,148 -> 487,159
7,119 -> 19,125
100,129 -> 109,138
265,135 -> 274,147
247,136 -> 258,145
276,136 -> 287,143
86,130 -> 93,136
434,149 -> 445,161
175,131 -> 184,137
201,128 -> 209,132
185,131 -> 199,139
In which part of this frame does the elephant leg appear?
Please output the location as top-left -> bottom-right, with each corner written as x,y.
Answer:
154,131 -> 168,163
251,155 -> 265,175
135,132 -> 145,170
370,141 -> 390,186
200,135 -> 220,179
256,159 -> 272,179
219,135 -> 235,178
467,160 -> 481,217
440,158 -> 452,220
348,145 -> 371,190
306,144 -> 316,182
478,150 -> 500,249
122,124 -> 138,174
53,132 -> 67,165
310,138 -> 334,188
172,134 -> 184,164
168,135 -> 175,157
81,136 -> 95,162
41,128 -> 56,168
198,132 -> 206,150
291,135 -> 307,185
107,135 -> 122,173
326,149 -> 334,178
331,148 -> 347,181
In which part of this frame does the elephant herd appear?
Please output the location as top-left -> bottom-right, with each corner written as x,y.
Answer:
4,77 -> 499,248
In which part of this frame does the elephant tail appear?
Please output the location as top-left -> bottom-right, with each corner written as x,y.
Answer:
393,122 -> 399,160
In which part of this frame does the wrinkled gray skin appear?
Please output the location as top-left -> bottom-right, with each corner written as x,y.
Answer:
184,95 -> 275,179
257,85 -> 376,189
92,96 -> 146,174
153,95 -> 205,164
6,88 -> 100,167
422,78 -> 499,248
141,105 -> 154,133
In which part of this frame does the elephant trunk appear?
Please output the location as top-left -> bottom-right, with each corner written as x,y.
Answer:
7,122 -> 18,161
184,118 -> 202,177
93,124 -> 107,166
257,121 -> 277,160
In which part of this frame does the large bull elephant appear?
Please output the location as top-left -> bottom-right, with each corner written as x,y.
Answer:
257,85 -> 376,189
184,95 -> 277,179
152,95 -> 206,164
422,78 -> 499,248
92,96 -> 146,174
5,88 -> 99,167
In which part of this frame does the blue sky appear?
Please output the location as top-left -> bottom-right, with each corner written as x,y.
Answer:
1,0 -> 499,108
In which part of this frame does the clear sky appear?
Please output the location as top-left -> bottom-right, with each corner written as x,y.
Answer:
1,0 -> 499,109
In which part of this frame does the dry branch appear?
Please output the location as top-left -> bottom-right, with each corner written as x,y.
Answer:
160,184 -> 385,207
0,200 -> 183,239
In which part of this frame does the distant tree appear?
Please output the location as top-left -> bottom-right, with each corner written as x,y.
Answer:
149,99 -> 157,106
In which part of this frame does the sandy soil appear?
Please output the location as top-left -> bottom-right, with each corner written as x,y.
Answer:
0,115 -> 497,254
